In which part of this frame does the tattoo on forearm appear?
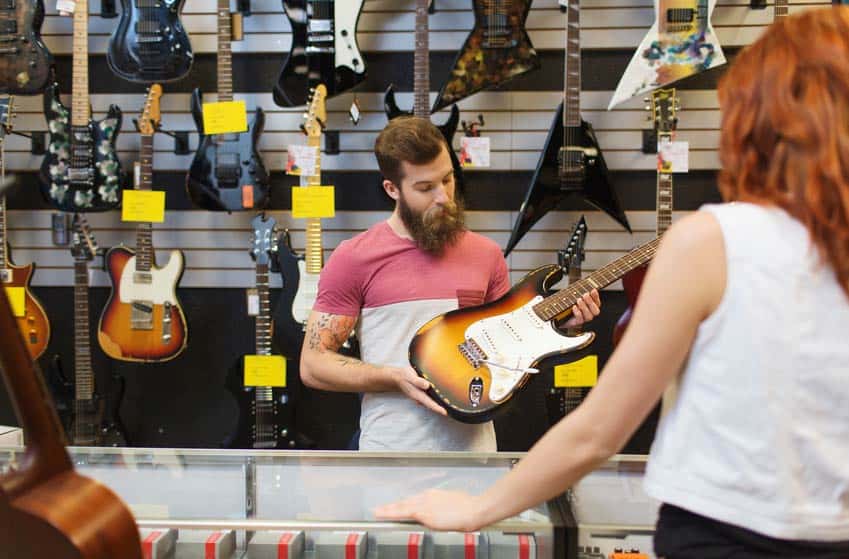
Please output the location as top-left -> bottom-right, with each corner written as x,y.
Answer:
306,313 -> 356,352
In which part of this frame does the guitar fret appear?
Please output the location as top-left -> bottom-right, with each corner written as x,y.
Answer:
73,258 -> 94,401
413,0 -> 430,118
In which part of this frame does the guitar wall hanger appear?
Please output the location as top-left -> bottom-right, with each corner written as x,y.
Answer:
6,130 -> 45,155
462,114 -> 485,137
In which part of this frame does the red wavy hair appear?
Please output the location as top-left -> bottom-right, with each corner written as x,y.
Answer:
718,7 -> 849,299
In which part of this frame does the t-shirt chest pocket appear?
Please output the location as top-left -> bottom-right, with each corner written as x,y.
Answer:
456,289 -> 485,308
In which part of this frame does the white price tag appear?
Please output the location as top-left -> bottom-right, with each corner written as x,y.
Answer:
286,144 -> 319,176
57,0 -> 76,14
246,289 -> 259,316
658,139 -> 689,173
460,136 -> 491,168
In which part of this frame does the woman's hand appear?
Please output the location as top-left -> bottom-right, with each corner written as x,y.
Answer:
375,489 -> 488,532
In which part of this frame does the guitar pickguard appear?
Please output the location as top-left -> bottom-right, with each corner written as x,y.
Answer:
117,252 -> 182,306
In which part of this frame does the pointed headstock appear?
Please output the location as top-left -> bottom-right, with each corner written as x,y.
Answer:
558,215 -> 588,274
70,214 -> 99,263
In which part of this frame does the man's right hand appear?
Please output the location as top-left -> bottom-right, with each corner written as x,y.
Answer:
394,366 -> 448,416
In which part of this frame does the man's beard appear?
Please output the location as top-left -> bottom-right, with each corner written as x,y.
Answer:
399,194 -> 466,255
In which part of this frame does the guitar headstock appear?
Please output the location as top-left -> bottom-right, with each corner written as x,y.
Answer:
138,84 -> 163,136
558,215 -> 588,273
648,88 -> 679,135
0,96 -> 15,139
302,84 -> 327,139
71,214 -> 99,262
250,213 -> 278,266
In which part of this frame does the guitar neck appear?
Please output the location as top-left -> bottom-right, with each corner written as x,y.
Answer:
255,263 -> 271,355
303,134 -> 323,274
0,142 -> 7,270
73,259 -> 94,401
774,0 -> 788,18
71,0 -> 90,126
217,0 -> 233,103
657,164 -> 673,237
535,237 -> 661,321
563,0 -> 581,128
413,0 -> 430,118
136,134 -> 154,272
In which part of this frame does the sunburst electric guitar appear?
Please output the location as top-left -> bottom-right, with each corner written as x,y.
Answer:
98,85 -> 188,363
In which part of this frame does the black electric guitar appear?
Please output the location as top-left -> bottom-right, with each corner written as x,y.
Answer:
0,0 -> 52,94
503,0 -> 629,255
274,0 -> 366,107
40,0 -> 122,213
107,0 -> 193,83
186,0 -> 270,211
384,0 -> 464,192
48,216 -> 127,447
432,0 -> 538,112
225,213 -> 298,449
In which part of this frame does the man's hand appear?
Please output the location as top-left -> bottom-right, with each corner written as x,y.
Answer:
563,289 -> 601,328
394,366 -> 447,416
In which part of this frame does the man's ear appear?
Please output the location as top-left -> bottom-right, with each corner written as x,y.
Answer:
383,179 -> 401,201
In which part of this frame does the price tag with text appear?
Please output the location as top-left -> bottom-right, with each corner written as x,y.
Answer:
286,144 -> 319,176
122,190 -> 165,223
460,136 -> 491,168
292,186 -> 335,218
554,355 -> 598,388
243,355 -> 287,387
658,139 -> 689,173
4,287 -> 25,317
202,100 -> 248,135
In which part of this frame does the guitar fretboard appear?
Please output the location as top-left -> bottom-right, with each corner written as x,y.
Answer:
562,0 -> 581,128
304,129 -> 324,275
217,0 -> 233,103
73,258 -> 93,401
413,0 -> 430,118
774,0 -> 788,19
71,0 -> 91,126
0,129 -> 7,271
255,262 -> 271,355
135,134 -> 155,272
534,237 -> 660,321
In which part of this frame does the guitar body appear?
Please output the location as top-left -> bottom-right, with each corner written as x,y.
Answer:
98,245 -> 187,362
273,230 -> 309,359
63,376 -> 127,447
186,88 -> 270,211
40,83 -> 122,213
612,265 -> 648,346
0,0 -> 52,95
0,257 -> 49,359
504,102 -> 630,255
409,265 -> 595,423
273,0 -> 366,107
433,0 -> 538,112
107,0 -> 193,83
384,86 -> 465,193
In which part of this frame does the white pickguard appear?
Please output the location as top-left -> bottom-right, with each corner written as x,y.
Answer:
607,0 -> 725,109
118,250 -> 183,305
335,0 -> 365,74
464,296 -> 595,403
291,261 -> 320,325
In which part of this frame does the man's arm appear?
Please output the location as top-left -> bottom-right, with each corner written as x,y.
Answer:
300,311 -> 447,415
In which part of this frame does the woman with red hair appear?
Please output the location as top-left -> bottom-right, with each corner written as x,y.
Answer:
377,7 -> 849,557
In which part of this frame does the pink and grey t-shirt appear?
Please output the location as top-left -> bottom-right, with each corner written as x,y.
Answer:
313,221 -> 511,451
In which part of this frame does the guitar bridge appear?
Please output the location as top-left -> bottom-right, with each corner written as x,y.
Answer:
458,338 -> 487,369
161,301 -> 172,343
130,300 -> 154,330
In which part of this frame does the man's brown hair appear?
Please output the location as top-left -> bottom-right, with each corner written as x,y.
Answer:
374,116 -> 447,186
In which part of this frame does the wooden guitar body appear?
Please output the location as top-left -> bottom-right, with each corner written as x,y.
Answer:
0,0 -> 52,95
1,258 -> 49,359
98,245 -> 187,362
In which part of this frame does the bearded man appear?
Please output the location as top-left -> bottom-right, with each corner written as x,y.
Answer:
300,117 -> 601,451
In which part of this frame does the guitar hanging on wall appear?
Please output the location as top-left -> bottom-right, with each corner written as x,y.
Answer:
99,84 -> 188,363
40,0 -> 123,212
409,237 -> 661,423
107,0 -> 194,83
432,0 -> 539,113
186,0 -> 270,211
0,96 -> 50,360
274,0 -> 366,107
504,0 -> 630,255
384,0 -> 465,193
607,0 -> 724,109
0,0 -> 52,94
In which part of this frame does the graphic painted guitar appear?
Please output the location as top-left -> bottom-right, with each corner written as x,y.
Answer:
40,0 -> 122,212
50,215 -> 128,446
107,0 -> 194,82
99,85 -> 188,362
274,0 -> 366,107
607,0 -> 725,109
186,0 -> 270,211
409,237 -> 660,423
504,0 -> 630,255
384,0 -> 465,193
0,96 -> 50,360
0,0 -> 52,94
432,0 -> 539,112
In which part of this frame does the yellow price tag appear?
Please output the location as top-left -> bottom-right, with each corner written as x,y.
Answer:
292,186 -> 335,218
554,355 -> 598,388
122,190 -> 166,223
4,287 -> 25,317
202,100 -> 248,135
244,355 -> 287,387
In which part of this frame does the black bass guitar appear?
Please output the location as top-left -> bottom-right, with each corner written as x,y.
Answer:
274,0 -> 366,107
432,0 -> 538,112
107,0 -> 193,83
186,0 -> 269,211
47,215 -> 127,446
0,0 -> 51,95
503,0 -> 629,255
384,0 -> 464,192
40,0 -> 122,213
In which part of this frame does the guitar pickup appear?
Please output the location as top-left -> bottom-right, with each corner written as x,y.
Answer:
135,21 -> 161,34
666,8 -> 694,23
133,271 -> 152,284
68,167 -> 95,184
131,300 -> 154,330
134,0 -> 161,7
137,35 -> 164,44
307,19 -> 332,33
306,45 -> 334,54
0,20 -> 16,34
